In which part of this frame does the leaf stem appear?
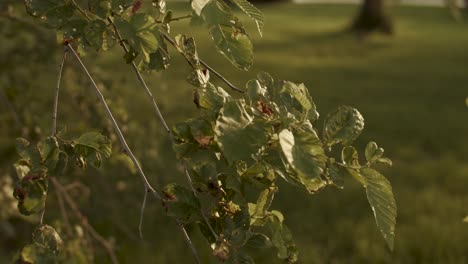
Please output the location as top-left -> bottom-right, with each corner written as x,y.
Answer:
68,0 -> 91,20
159,31 -> 245,93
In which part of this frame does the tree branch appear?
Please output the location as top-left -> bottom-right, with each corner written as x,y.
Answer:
107,18 -> 219,241
160,31 -> 245,93
67,44 -> 160,200
67,44 -> 201,263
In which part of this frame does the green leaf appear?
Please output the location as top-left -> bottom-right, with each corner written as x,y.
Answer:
328,161 -> 346,189
13,173 -> 48,216
229,0 -> 264,37
195,83 -> 228,110
266,214 -> 298,262
209,24 -> 253,71
246,233 -> 272,248
18,243 -> 38,263
377,157 -> 393,166
341,146 -> 359,167
14,160 -> 31,179
323,106 -> 365,147
33,225 -> 63,255
148,47 -> 170,71
88,0 -> 112,18
24,0 -> 75,27
38,137 -> 61,173
278,129 -> 327,192
201,0 -> 254,70
360,168 -> 397,251
15,138 -> 42,172
215,100 -> 270,164
278,81 -> 318,122
57,18 -> 88,41
191,0 -> 211,16
162,183 -> 201,223
114,14 -> 160,63
365,141 -> 384,163
75,132 -> 112,158
175,35 -> 200,67
83,20 -> 110,51
254,187 -> 277,217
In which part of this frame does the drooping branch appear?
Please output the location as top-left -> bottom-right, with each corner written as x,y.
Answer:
67,44 -> 201,264
67,44 -> 160,199
108,18 -> 219,241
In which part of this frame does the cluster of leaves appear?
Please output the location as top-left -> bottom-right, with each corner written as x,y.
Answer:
17,0 -> 397,263
23,0 -> 263,72
12,132 -> 111,261
166,70 -> 396,262
13,224 -> 92,263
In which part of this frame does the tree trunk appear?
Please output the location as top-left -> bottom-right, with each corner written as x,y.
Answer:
351,0 -> 393,35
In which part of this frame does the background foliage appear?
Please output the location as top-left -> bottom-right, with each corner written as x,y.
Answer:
1,2 -> 468,263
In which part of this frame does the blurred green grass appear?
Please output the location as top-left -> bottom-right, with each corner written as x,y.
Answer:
3,2 -> 468,263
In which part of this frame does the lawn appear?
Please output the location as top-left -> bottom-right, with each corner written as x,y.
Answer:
2,2 -> 468,263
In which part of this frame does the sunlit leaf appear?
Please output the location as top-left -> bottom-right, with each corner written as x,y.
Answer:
13,173 -> 48,216
33,225 -> 63,255
360,168 -> 397,251
278,129 -> 327,192
75,132 -> 112,158
323,106 -> 364,147
365,141 -> 384,163
202,0 -> 254,70
191,0 -> 211,16
229,0 -> 264,37
215,100 -> 270,164
341,146 -> 359,167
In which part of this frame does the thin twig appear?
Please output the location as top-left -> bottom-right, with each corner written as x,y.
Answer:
108,18 -> 219,241
157,14 -> 192,23
68,0 -> 91,20
176,219 -> 201,264
39,47 -> 69,226
107,17 -> 174,141
51,178 -> 119,264
67,44 -> 160,200
67,44 -> 200,263
160,31 -> 245,93
51,46 -> 68,136
138,188 -> 148,239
